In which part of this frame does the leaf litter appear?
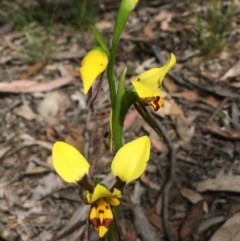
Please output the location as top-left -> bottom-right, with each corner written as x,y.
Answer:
0,1 -> 240,241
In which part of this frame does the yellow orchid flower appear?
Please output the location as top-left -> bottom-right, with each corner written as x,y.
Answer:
131,53 -> 176,111
52,136 -> 150,238
80,46 -> 108,94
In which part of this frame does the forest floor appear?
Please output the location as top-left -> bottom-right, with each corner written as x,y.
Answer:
0,0 -> 240,241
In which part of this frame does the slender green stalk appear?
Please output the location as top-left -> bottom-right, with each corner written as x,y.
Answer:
107,1 -> 138,240
107,52 -> 117,112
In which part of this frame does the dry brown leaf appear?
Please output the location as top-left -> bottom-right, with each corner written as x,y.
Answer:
204,96 -> 220,108
135,58 -> 156,74
209,212 -> 240,241
14,104 -> 39,121
65,126 -> 85,154
163,76 -> 178,93
169,99 -> 185,119
156,96 -> 183,118
196,167 -> 240,193
206,124 -> 240,140
144,210 -> 163,232
142,123 -> 168,153
180,200 -> 204,239
156,96 -> 195,146
140,173 -> 160,190
231,82 -> 240,88
198,215 -> 226,234
178,90 -> 200,102
133,206 -> 160,241
177,183 -> 208,213
20,134 -> 53,151
24,166 -> 49,175
0,76 -> 73,93
64,66 -> 80,77
38,91 -> 70,124
33,173 -> 64,200
176,117 -> 195,142
155,10 -> 169,21
0,146 -> 11,159
54,50 -> 86,60
144,21 -> 156,40
151,138 -> 167,153
221,61 -> 240,80
160,13 -> 174,31
95,21 -> 112,31
56,205 -> 89,239
21,62 -> 45,79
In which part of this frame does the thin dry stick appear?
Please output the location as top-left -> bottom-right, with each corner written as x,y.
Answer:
83,218 -> 90,241
207,97 -> 228,124
150,113 -> 176,241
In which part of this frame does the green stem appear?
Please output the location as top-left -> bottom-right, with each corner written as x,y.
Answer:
107,36 -> 122,152
106,38 -> 122,241
107,51 -> 116,108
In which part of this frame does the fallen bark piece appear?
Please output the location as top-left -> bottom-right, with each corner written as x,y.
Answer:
196,167 -> 240,193
133,206 -> 163,241
180,200 -> 204,239
0,77 -> 73,93
209,212 -> 240,241
206,124 -> 240,140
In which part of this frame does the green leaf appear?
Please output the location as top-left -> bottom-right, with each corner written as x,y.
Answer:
90,25 -> 110,58
112,0 -> 137,46
112,68 -> 128,150
107,0 -> 138,106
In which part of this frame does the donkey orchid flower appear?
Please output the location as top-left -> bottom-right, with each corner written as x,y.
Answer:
52,136 -> 150,238
80,46 -> 108,94
131,53 -> 176,111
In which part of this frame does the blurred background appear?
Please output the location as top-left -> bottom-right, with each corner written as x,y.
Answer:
0,1 -> 240,241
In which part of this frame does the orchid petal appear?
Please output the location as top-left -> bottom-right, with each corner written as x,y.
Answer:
87,184 -> 121,204
80,46 -> 108,94
52,141 -> 90,183
132,53 -> 176,98
111,136 -> 150,183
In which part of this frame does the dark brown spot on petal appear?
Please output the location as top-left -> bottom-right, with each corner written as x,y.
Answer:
92,203 -> 98,209
90,218 -> 101,228
90,218 -> 113,229
137,78 -> 140,81
102,218 -> 113,228
105,205 -> 110,209
99,209 -> 104,214
153,96 -> 161,111
143,96 -> 161,111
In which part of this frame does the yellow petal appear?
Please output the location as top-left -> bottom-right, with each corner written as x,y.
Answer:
111,136 -> 150,183
89,198 -> 113,238
106,194 -> 120,206
52,141 -> 90,183
88,184 -> 121,204
132,53 -> 176,98
132,80 -> 160,98
80,46 -> 108,94
133,0 -> 139,5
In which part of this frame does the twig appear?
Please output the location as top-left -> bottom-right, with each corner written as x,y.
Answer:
231,102 -> 240,130
150,112 -> 176,241
207,97 -> 229,124
133,102 -> 176,240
